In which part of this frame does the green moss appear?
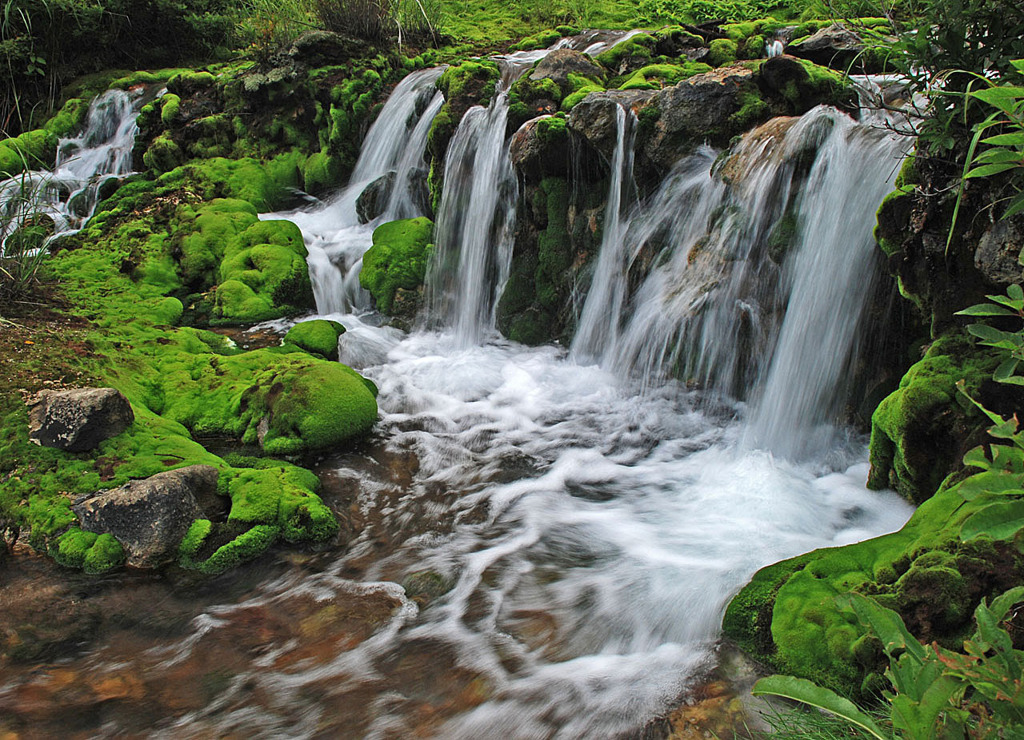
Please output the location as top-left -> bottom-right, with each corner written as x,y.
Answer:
83,533 -> 126,573
359,217 -> 434,315
285,319 -> 346,360
51,528 -> 125,573
302,151 -> 344,195
868,333 -> 999,502
438,60 -> 501,106
160,94 -> 181,126
179,518 -> 213,560
190,524 -> 279,574
730,89 -> 770,129
43,97 -> 89,137
510,29 -> 562,51
225,464 -> 338,542
142,134 -> 184,174
618,62 -> 712,90
0,129 -> 58,176
560,84 -> 605,111
708,38 -> 739,67
596,33 -> 656,70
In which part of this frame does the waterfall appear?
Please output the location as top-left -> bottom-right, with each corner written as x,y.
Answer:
276,67 -> 444,314
570,104 -> 636,362
576,105 -> 905,457
0,88 -> 143,255
423,54 -> 544,346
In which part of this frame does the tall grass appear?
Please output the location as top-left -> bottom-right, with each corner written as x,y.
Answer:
0,164 -> 51,314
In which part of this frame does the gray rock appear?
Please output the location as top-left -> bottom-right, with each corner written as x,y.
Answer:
27,387 -> 134,452
975,218 -> 1024,287
567,90 -> 656,161
510,116 -> 570,179
73,465 -> 217,568
640,66 -> 761,170
529,49 -> 605,96
356,171 -> 396,224
786,25 -> 865,72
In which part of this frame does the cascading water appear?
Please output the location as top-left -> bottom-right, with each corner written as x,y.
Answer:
0,88 -> 143,254
581,105 -> 908,459
0,65 -> 920,739
423,55 -> 545,346
570,104 -> 636,362
268,67 -> 444,314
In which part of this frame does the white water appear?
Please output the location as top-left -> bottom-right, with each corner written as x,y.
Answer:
266,67 -> 444,314
0,88 -> 143,254
220,67 -> 915,738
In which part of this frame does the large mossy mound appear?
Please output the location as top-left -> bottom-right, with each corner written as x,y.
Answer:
359,217 -> 434,320
285,319 -> 346,360
0,144 -> 378,575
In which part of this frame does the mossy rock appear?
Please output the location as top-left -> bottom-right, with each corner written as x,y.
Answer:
285,319 -> 346,360
359,217 -> 434,319
0,129 -> 59,177
868,333 -> 1001,503
43,98 -> 89,138
708,38 -> 739,67
595,33 -> 657,74
618,62 -> 713,91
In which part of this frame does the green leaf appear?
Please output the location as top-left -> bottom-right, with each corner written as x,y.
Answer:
966,162 -> 1020,178
1009,285 -> 1024,302
956,303 -> 1018,317
960,500 -> 1024,541
972,86 -> 1024,116
891,675 -> 964,740
988,586 -> 1024,622
967,323 -> 1022,345
973,148 -> 1023,165
840,593 -> 927,664
995,358 -> 1022,382
964,445 -> 993,471
983,132 -> 1024,147
1003,192 -> 1024,220
954,470 -> 1024,500
752,675 -> 888,740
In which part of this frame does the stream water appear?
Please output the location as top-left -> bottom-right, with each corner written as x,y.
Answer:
0,52 -> 917,739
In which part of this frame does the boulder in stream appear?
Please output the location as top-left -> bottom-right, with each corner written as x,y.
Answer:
356,171 -> 396,224
72,465 -> 215,568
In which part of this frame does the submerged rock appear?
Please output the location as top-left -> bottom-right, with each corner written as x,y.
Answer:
27,387 -> 134,452
72,465 -> 215,568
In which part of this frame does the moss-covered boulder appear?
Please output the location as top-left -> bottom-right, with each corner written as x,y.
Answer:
868,333 -> 1002,503
359,217 -> 434,322
285,319 -> 346,360
510,115 -> 570,180
0,128 -> 58,176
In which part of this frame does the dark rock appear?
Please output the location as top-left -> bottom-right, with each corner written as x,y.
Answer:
356,171 -> 396,224
27,387 -> 134,452
639,66 -> 762,171
72,465 -> 216,568
975,218 -> 1024,287
786,25 -> 865,72
529,49 -> 605,96
567,90 -> 655,161
289,30 -> 369,67
510,116 -> 570,179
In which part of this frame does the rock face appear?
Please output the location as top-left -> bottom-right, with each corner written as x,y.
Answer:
975,218 -> 1024,287
72,465 -> 215,568
27,387 -> 134,452
639,66 -> 761,171
567,89 -> 656,161
786,25 -> 865,71
356,171 -> 396,224
528,49 -> 605,96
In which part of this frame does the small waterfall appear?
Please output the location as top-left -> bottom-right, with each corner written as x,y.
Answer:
570,104 -> 636,362
0,88 -> 143,254
274,67 -> 444,314
578,105 -> 905,457
424,55 -> 542,346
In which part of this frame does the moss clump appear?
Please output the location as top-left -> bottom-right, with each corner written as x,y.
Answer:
43,98 -> 89,137
225,464 -> 338,542
511,29 -> 562,51
730,88 -> 771,129
618,62 -> 712,90
708,38 -> 739,67
0,129 -> 58,176
53,528 -> 125,573
359,217 -> 434,317
160,93 -> 181,126
595,33 -> 656,71
302,150 -> 344,195
437,60 -> 501,107
285,319 -> 346,360
868,333 -> 1000,503
187,524 -> 280,575
142,133 -> 184,174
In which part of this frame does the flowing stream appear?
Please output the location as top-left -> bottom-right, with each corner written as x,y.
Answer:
0,88 -> 144,254
0,62 -> 917,738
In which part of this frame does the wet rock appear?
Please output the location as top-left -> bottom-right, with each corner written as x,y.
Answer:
567,90 -> 655,161
529,49 -> 605,96
356,171 -> 396,224
975,217 -> 1024,287
786,24 -> 867,72
73,465 -> 216,568
640,66 -> 763,170
510,116 -> 570,179
27,387 -> 134,452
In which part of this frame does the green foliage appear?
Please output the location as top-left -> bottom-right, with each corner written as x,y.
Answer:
755,590 -> 1024,738
633,0 -> 778,25
284,319 -> 346,359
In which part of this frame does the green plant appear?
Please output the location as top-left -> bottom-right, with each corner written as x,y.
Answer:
754,589 -> 1024,738
0,167 -> 51,312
